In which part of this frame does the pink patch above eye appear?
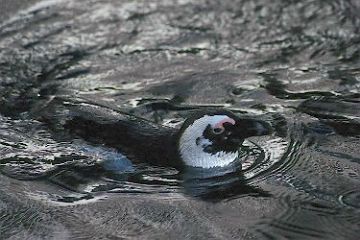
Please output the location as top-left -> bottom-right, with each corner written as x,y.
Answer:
214,117 -> 236,129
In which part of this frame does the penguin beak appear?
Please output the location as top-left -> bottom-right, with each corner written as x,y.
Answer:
231,118 -> 273,139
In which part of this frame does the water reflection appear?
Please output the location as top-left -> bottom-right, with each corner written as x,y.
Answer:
1,0 -> 359,238
182,163 -> 270,201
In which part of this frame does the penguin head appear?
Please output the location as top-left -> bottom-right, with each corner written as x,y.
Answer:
178,110 -> 272,168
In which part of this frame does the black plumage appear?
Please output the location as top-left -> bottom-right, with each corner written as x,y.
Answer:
34,97 -> 271,169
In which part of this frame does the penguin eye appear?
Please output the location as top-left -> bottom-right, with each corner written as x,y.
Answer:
212,127 -> 225,135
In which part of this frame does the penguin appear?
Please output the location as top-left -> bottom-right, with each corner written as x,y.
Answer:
37,98 -> 272,169
177,110 -> 271,168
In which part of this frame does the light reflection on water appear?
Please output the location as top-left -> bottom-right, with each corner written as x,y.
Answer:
0,0 -> 360,239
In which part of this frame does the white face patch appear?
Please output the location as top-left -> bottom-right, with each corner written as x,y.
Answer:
179,115 -> 239,168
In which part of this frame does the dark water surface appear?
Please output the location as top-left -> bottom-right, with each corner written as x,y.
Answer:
0,0 -> 360,239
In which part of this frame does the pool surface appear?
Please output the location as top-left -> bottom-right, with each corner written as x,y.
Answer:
0,1 -> 359,239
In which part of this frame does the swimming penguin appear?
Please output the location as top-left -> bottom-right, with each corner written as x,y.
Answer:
37,98 -> 272,169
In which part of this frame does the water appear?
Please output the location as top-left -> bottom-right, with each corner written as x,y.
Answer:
0,0 -> 359,239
